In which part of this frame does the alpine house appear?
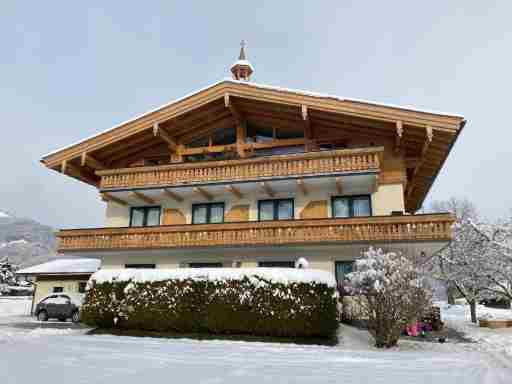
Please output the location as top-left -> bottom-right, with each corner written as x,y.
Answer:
41,42 -> 465,284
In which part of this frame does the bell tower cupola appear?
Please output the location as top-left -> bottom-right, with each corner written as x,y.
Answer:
230,40 -> 254,81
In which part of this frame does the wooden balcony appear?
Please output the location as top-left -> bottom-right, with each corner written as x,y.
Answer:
97,147 -> 382,190
57,213 -> 454,252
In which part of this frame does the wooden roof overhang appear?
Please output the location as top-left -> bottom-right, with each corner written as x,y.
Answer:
40,80 -> 465,213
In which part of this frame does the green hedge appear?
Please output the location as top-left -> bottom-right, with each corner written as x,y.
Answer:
81,275 -> 338,338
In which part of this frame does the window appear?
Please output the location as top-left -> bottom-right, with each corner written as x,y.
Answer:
52,287 -> 64,293
125,264 -> 156,269
188,263 -> 223,268
258,261 -> 295,268
258,199 -> 294,221
192,203 -> 224,224
335,261 -> 354,284
332,195 -> 371,218
78,282 -> 87,293
130,206 -> 161,227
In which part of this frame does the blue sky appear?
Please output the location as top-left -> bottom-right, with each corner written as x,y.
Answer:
1,1 -> 511,227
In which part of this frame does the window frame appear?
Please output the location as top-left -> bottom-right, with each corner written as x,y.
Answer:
78,282 -> 87,293
257,198 -> 295,221
52,287 -> 64,293
191,202 -> 225,224
129,206 -> 161,227
258,261 -> 295,268
331,195 -> 372,218
125,264 -> 156,269
188,262 -> 223,268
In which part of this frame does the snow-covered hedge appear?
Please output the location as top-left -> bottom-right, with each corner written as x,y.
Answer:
81,268 -> 338,338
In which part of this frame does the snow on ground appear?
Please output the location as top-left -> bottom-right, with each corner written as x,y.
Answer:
0,297 -> 31,320
439,301 -> 512,359
0,299 -> 510,383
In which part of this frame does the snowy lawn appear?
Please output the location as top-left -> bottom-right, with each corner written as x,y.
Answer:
0,299 -> 511,383
439,301 -> 512,358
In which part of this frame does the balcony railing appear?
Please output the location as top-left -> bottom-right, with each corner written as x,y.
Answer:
97,147 -> 383,190
57,213 -> 453,252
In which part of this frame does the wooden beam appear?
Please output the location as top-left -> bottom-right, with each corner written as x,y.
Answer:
153,123 -> 177,151
259,182 -> 275,197
129,191 -> 156,205
296,179 -> 308,195
224,93 -> 244,124
335,177 -> 343,194
226,185 -> 243,199
193,187 -> 213,201
62,161 -> 99,186
101,193 -> 128,207
162,188 -> 183,202
81,153 -> 106,170
407,125 -> 434,199
248,138 -> 306,150
302,105 -> 313,151
394,121 -> 403,154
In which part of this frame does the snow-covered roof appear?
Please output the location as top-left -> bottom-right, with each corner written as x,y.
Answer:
41,78 -> 464,159
17,258 -> 101,276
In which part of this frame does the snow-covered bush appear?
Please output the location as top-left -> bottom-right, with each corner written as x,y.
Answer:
347,248 -> 432,348
81,268 -> 338,338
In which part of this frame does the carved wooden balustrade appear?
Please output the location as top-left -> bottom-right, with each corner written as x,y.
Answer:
97,147 -> 383,190
57,214 -> 453,252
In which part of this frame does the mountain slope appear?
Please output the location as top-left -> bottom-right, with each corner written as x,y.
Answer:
0,211 -> 57,267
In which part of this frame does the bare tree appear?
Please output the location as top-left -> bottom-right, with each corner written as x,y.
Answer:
430,197 -> 479,304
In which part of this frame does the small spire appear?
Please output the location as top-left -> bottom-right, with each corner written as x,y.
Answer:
230,40 -> 254,81
239,40 -> 247,60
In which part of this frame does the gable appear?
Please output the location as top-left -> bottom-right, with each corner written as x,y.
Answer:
40,79 -> 465,212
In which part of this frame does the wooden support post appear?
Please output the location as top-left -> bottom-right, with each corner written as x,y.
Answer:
296,179 -> 308,195
129,191 -> 156,205
193,187 -> 213,201
226,185 -> 243,199
302,105 -> 313,152
225,93 -> 246,158
162,188 -> 183,202
259,182 -> 275,197
101,193 -> 128,207
171,144 -> 184,163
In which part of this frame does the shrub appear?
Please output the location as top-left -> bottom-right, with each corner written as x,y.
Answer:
81,268 -> 338,338
347,248 -> 432,348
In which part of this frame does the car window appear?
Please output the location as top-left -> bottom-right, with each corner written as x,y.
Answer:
40,295 -> 57,303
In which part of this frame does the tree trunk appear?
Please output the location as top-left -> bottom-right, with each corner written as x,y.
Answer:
469,300 -> 477,323
447,284 -> 456,305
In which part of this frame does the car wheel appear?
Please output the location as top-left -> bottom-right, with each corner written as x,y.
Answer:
72,311 -> 80,323
37,310 -> 48,322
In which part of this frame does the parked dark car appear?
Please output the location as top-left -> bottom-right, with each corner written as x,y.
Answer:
34,293 -> 83,323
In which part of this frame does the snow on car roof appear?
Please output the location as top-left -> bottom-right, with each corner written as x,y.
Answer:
17,258 -> 101,275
